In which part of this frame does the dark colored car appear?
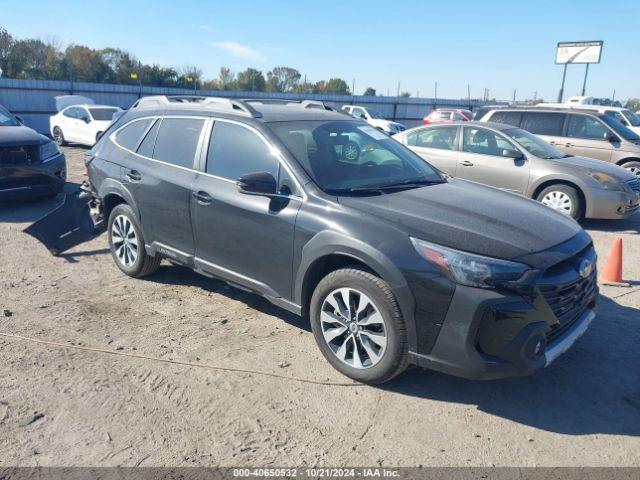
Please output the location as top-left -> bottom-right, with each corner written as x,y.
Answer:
0,104 -> 66,201
85,95 -> 597,384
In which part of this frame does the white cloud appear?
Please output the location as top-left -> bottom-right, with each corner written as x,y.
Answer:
212,41 -> 266,62
199,25 -> 212,31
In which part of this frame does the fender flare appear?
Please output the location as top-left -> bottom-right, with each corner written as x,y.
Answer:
527,174 -> 591,215
98,179 -> 142,223
294,230 -> 417,350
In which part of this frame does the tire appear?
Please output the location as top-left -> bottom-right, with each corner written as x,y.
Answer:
621,160 -> 640,179
536,184 -> 583,220
53,127 -> 66,146
309,267 -> 408,384
107,204 -> 161,278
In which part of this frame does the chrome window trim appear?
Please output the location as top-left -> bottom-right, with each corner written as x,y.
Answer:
109,115 -> 306,201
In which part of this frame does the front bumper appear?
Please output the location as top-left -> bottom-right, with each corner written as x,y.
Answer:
0,152 -> 66,201
586,187 -> 640,219
407,279 -> 597,380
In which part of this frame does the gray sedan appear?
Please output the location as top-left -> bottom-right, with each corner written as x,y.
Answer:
393,121 -> 640,220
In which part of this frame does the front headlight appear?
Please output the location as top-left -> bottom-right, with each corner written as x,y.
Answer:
588,171 -> 623,191
411,238 -> 531,289
39,141 -> 59,162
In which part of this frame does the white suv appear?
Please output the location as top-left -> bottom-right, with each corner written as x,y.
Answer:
341,105 -> 406,135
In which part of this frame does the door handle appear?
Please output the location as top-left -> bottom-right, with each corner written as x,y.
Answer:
549,141 -> 556,145
192,190 -> 212,205
126,170 -> 142,182
460,160 -> 474,166
564,142 -> 573,147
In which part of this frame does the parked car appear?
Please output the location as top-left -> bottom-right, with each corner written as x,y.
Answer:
423,108 -> 472,124
479,107 -> 640,179
50,95 -> 121,147
565,96 -> 622,107
394,122 -> 639,220
0,103 -> 66,201
341,105 -> 406,135
84,95 -> 597,384
537,104 -> 640,136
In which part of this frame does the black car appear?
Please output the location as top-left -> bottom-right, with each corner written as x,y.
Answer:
0,104 -> 66,201
85,95 -> 597,384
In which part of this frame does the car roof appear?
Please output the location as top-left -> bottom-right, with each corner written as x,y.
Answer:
406,120 -> 515,132
128,96 -> 350,123
487,106 -> 607,117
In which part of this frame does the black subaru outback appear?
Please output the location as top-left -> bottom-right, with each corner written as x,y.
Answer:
85,96 -> 597,384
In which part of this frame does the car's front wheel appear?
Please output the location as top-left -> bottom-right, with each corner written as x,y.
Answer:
621,160 -> 640,179
537,184 -> 583,220
52,127 -> 66,146
108,204 -> 161,278
310,267 -> 408,384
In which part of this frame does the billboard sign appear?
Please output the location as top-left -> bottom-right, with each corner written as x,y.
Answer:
556,41 -> 603,64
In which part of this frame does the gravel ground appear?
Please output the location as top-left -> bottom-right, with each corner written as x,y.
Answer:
0,146 -> 639,467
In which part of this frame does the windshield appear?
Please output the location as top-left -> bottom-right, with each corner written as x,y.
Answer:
600,115 -> 640,141
503,128 -> 566,159
89,108 -> 119,121
0,105 -> 19,127
622,110 -> 640,127
271,120 -> 443,194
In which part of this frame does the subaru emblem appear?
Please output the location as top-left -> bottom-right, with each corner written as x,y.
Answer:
579,259 -> 593,278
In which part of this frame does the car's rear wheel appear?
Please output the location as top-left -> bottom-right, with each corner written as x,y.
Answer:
310,267 -> 408,384
537,184 -> 583,220
621,160 -> 640,179
53,127 -> 66,146
108,204 -> 161,278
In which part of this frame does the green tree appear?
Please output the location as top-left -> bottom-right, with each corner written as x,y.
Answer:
140,64 -> 178,87
626,98 -> 640,111
399,91 -> 411,97
235,68 -> 266,92
177,65 -> 203,89
363,87 -> 376,96
63,44 -> 111,82
266,66 -> 301,93
101,48 -> 141,84
217,66 -> 235,90
0,28 -> 15,77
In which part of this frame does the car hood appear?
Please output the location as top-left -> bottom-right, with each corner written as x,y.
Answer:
550,155 -> 635,181
338,178 -> 582,261
0,125 -> 49,146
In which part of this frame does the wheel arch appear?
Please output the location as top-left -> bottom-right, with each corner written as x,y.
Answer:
530,177 -> 588,216
98,180 -> 142,224
616,157 -> 640,167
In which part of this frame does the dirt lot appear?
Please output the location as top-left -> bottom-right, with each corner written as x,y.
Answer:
0,146 -> 639,467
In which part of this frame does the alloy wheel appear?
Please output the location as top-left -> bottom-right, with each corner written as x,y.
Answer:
111,215 -> 138,267
541,191 -> 573,214
320,288 -> 387,369
53,127 -> 64,146
627,165 -> 640,179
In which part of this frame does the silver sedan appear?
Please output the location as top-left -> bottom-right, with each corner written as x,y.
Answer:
393,121 -> 640,220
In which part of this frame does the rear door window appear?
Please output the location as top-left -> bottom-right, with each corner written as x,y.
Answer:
152,117 -> 205,168
410,126 -> 458,150
566,115 -> 608,140
114,118 -> 154,151
489,111 -> 522,127
206,121 -> 278,181
521,112 -> 566,136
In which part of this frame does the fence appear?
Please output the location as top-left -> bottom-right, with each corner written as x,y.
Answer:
0,78 -> 503,134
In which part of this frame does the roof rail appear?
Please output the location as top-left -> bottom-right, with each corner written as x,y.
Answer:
131,95 -> 262,118
243,98 -> 334,111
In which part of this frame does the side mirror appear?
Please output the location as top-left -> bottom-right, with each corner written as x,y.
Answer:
14,115 -> 24,125
502,148 -> 524,160
604,131 -> 618,142
237,171 -> 277,197
82,116 -> 91,124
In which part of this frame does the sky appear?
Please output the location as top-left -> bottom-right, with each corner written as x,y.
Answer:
1,0 -> 638,101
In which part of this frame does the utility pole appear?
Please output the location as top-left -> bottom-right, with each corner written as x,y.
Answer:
557,63 -> 568,103
467,84 -> 471,105
352,78 -> 355,96
513,89 -> 516,103
612,89 -> 616,101
396,81 -> 400,97
534,91 -> 537,102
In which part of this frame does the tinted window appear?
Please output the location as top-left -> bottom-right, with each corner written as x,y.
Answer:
153,118 -> 204,168
136,119 -> 160,157
0,105 -> 19,126
489,111 -> 522,127
463,127 -> 515,156
89,108 -> 119,121
521,112 -> 566,136
408,126 -> 458,150
63,107 -> 79,119
206,121 -> 277,180
437,111 -> 451,120
115,118 -> 154,151
566,115 -> 608,140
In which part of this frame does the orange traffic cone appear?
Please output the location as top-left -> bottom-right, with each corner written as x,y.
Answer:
600,238 -> 629,287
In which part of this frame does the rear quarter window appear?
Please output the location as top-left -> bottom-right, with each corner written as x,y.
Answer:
521,112 -> 566,136
114,118 -> 154,151
488,111 -> 522,127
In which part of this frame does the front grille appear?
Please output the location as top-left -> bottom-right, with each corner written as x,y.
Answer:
0,146 -> 38,166
626,177 -> 640,193
537,246 -> 598,342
